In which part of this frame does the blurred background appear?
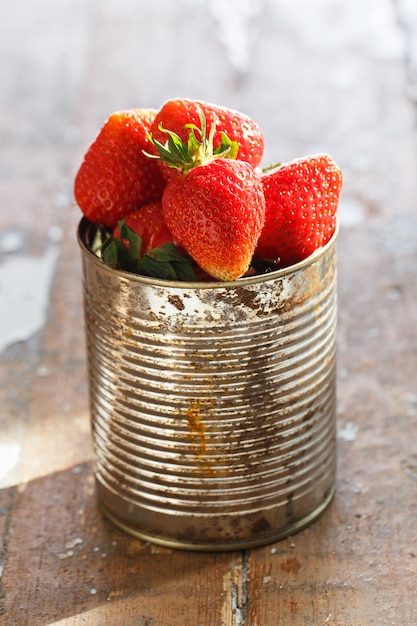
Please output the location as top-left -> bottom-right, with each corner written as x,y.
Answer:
1,0 -> 417,223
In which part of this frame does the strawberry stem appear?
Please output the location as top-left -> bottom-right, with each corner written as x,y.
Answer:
262,162 -> 282,173
145,106 -> 239,173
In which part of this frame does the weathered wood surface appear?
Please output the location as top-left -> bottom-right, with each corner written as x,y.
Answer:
1,1 -> 417,624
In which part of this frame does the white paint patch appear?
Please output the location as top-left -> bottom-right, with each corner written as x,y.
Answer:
0,235 -> 60,354
65,537 -> 84,549
338,422 -> 359,442
0,443 -> 21,484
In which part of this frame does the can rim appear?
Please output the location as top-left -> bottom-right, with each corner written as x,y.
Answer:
98,485 -> 336,551
77,217 -> 338,290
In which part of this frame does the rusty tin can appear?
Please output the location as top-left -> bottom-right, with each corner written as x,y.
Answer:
78,218 -> 338,551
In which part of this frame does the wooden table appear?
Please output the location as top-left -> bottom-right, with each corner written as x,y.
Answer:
1,1 -> 416,624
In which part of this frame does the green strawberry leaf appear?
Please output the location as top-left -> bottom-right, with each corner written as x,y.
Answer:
187,127 -> 202,155
101,239 -> 118,269
135,255 -> 179,280
146,242 -> 188,263
171,260 -> 197,282
102,236 -> 131,268
166,130 -> 192,163
141,243 -> 197,281
213,132 -> 239,159
99,224 -> 196,281
118,221 -> 142,261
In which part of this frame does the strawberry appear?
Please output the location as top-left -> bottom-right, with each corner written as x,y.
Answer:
74,109 -> 166,228
148,107 -> 266,281
163,159 -> 265,281
113,202 -> 173,256
149,98 -> 265,183
255,155 -> 343,267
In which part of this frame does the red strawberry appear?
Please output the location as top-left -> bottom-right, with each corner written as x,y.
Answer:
113,202 -> 173,255
74,109 -> 165,228
149,98 -> 265,183
255,155 -> 343,267
163,159 -> 265,281
147,107 -> 266,281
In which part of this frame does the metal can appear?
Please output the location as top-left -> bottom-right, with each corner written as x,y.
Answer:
78,217 -> 338,551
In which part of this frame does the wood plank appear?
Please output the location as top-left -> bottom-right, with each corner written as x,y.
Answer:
3,463 -> 241,625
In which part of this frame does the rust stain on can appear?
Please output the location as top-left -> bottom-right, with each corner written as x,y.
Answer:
78,218 -> 338,551
186,399 -> 206,453
185,398 -> 215,474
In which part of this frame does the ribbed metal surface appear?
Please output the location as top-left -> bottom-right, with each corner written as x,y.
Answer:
78,218 -> 338,550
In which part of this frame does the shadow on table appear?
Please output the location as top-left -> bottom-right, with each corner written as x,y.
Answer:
1,461 -> 236,626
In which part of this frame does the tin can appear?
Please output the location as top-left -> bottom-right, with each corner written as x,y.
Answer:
78,218 -> 338,551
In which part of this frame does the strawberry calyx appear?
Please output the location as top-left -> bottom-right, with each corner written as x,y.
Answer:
145,106 -> 239,173
98,221 -> 196,281
262,161 -> 282,173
